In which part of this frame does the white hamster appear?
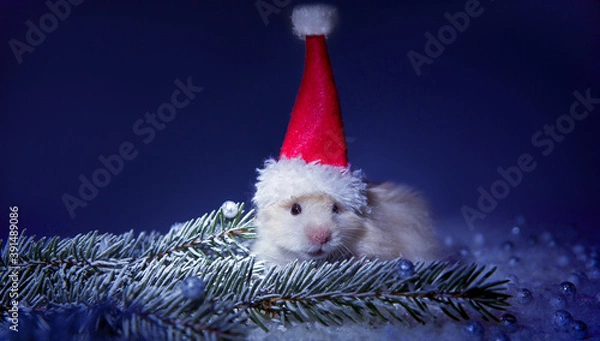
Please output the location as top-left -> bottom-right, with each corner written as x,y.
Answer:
252,182 -> 439,267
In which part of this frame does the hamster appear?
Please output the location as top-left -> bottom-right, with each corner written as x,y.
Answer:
252,182 -> 439,267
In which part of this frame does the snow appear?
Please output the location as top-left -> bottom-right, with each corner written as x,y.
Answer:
249,217 -> 600,340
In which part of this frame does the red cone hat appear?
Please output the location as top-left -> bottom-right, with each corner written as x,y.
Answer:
253,4 -> 369,214
280,32 -> 347,167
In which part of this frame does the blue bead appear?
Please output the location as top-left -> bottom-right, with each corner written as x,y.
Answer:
501,313 -> 516,325
559,281 -> 576,298
463,320 -> 485,340
501,241 -> 514,252
179,276 -> 206,301
552,310 -> 573,332
500,313 -> 517,327
501,313 -> 517,332
572,320 -> 588,340
511,226 -> 521,235
396,259 -> 415,278
518,288 -> 533,305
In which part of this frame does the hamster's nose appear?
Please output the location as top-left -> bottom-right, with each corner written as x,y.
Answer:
307,227 -> 332,246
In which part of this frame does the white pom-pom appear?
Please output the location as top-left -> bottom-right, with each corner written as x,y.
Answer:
292,4 -> 338,37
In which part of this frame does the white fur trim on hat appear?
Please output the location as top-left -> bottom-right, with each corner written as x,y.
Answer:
291,4 -> 338,38
253,158 -> 369,214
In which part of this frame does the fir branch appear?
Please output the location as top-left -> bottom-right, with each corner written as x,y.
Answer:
4,254 -> 252,339
0,202 -> 512,340
242,258 -> 511,328
1,203 -> 255,340
115,257 -> 251,340
142,203 -> 255,263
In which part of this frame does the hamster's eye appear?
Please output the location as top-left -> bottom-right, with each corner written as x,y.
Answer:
290,203 -> 302,216
332,203 -> 340,214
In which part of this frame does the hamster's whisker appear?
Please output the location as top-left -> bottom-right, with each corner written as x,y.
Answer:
339,244 -> 355,259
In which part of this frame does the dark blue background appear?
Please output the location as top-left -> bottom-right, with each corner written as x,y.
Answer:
1,0 -> 599,239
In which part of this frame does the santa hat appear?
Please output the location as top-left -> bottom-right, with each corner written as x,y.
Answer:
253,4 -> 368,214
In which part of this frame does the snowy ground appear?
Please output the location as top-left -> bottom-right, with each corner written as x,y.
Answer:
249,216 -> 600,341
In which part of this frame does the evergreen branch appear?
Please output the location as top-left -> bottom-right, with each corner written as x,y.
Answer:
0,202 -> 512,339
115,257 -> 250,340
5,255 -> 252,339
243,258 -> 511,328
142,203 -> 255,263
1,203 -> 256,339
3,203 -> 253,277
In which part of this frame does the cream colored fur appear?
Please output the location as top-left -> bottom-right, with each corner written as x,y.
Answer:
252,182 -> 439,267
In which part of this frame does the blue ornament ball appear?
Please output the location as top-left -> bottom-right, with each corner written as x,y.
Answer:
508,256 -> 520,266
179,276 -> 206,301
501,313 -> 516,325
463,320 -> 485,340
501,241 -> 514,252
518,288 -> 533,305
396,259 -> 415,278
558,281 -> 576,298
501,313 -> 517,333
552,310 -> 573,332
572,320 -> 588,340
